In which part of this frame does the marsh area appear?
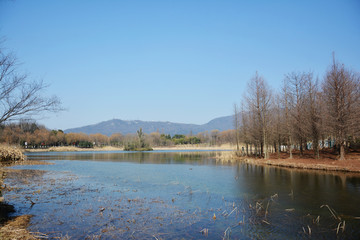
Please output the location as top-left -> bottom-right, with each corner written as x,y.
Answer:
3,151 -> 360,239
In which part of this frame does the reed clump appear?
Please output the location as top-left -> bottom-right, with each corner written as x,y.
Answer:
0,145 -> 26,162
216,151 -> 239,163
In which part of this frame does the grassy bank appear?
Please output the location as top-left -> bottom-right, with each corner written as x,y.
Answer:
0,145 -> 37,239
217,150 -> 360,173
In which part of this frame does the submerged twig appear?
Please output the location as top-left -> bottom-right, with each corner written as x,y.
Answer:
302,225 -> 311,236
262,220 -> 270,225
270,193 -> 278,201
227,207 -> 237,217
288,189 -> 294,199
336,221 -> 345,235
200,228 -> 209,236
265,201 -> 269,219
320,205 -> 341,221
223,227 -> 231,240
314,215 -> 320,224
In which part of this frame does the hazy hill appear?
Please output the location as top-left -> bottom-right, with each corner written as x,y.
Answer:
65,116 -> 234,136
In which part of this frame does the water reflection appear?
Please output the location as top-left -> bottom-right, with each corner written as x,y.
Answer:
26,151 -> 221,165
4,151 -> 360,239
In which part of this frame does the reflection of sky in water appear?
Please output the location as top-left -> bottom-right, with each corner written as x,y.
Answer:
4,151 -> 360,239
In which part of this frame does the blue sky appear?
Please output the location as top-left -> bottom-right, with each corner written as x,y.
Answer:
1,0 -> 359,130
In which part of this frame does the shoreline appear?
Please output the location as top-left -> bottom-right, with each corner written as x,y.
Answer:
243,157 -> 360,173
10,144 -> 360,174
216,151 -> 360,173
24,144 -> 235,153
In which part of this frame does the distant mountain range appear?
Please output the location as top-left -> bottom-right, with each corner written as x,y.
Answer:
65,116 -> 234,136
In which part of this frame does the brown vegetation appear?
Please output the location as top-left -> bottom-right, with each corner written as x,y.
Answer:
0,121 -> 237,150
219,149 -> 360,173
0,145 -> 25,162
0,215 -> 36,240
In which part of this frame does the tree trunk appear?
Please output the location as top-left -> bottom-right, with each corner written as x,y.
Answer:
277,140 -> 281,159
299,138 -> 303,156
339,143 -> 345,160
273,142 -> 277,153
289,136 -> 293,159
314,142 -> 319,159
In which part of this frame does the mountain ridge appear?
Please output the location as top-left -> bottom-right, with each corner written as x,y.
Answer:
65,116 -> 234,136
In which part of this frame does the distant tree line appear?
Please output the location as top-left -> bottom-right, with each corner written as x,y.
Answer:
0,120 -> 237,149
234,55 -> 360,160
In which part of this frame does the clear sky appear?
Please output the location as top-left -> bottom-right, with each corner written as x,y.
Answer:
0,0 -> 359,130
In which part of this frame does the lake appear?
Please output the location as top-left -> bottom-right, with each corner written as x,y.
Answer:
3,150 -> 360,239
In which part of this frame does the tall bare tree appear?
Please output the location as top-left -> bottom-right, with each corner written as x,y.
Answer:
282,79 -> 293,159
285,72 -> 307,155
322,56 -> 360,160
233,103 -> 240,152
304,74 -> 321,159
272,94 -> 284,158
0,46 -> 62,124
240,102 -> 250,156
245,72 -> 272,159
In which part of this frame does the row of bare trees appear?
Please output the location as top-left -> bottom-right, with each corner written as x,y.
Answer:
234,56 -> 360,160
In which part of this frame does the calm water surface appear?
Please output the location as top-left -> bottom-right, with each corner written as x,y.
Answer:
4,151 -> 360,239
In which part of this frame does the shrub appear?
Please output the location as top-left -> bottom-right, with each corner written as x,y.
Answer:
78,141 -> 94,148
0,145 -> 25,162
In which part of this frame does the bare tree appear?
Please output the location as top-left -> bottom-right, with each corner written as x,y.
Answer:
281,79 -> 293,159
240,102 -> 250,156
0,47 -> 62,124
304,73 -> 321,159
285,72 -> 308,155
272,93 -> 285,158
233,103 -> 240,152
322,55 -> 360,160
211,129 -> 220,146
245,72 -> 272,159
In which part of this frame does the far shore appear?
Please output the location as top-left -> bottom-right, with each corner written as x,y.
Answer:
20,145 -> 360,173
23,144 -> 235,153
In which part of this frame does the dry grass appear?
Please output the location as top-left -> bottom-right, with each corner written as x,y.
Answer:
217,149 -> 360,173
0,145 -> 26,162
154,143 -> 236,151
0,215 -> 37,240
215,151 -> 239,163
25,145 -> 124,152
0,146 -> 41,239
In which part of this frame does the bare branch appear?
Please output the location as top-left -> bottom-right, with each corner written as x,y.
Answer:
0,46 -> 62,124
